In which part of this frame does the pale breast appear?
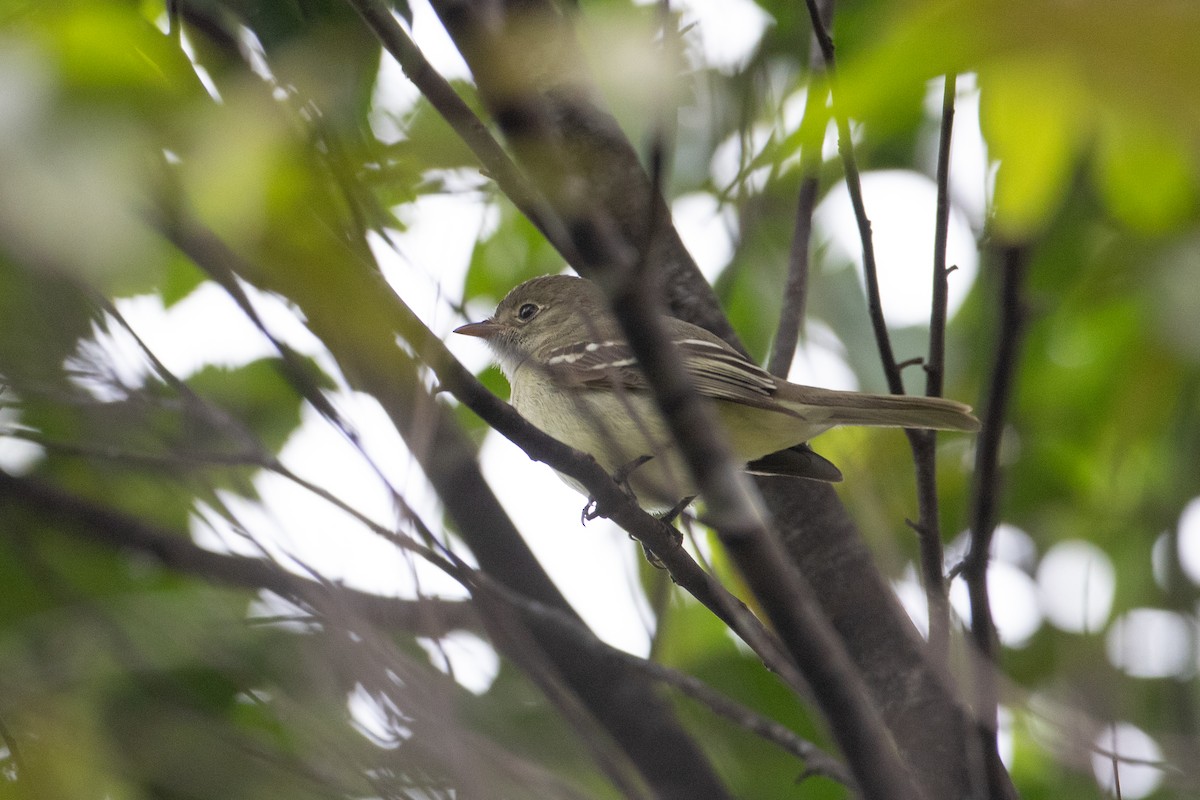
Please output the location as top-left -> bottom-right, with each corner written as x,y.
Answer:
509,367 -> 697,506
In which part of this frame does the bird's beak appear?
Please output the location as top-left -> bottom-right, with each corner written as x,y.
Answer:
454,319 -> 502,339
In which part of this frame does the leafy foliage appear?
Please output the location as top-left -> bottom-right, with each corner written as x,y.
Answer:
1,0 -> 1199,798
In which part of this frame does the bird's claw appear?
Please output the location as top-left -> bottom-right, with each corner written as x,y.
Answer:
580,455 -> 654,525
631,497 -> 692,569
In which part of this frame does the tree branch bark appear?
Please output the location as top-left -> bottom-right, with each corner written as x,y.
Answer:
965,242 -> 1030,800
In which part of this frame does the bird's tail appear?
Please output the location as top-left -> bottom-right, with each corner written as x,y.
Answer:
782,386 -> 981,432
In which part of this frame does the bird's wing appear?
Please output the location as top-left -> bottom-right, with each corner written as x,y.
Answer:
541,330 -> 780,407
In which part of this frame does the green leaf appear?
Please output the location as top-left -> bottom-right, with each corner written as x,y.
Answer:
978,58 -> 1087,236
186,357 -> 317,457
1093,114 -> 1198,234
464,202 -> 566,303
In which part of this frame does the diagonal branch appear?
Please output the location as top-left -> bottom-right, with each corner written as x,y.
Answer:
800,0 -> 902,394
157,212 -> 735,800
349,0 -> 579,263
406,5 -> 922,795
0,464 -> 847,786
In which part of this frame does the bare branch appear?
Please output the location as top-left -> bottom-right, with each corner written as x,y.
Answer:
348,0 -> 578,263
769,0 -> 833,378
157,212 -> 733,800
0,467 -> 477,635
927,74 -> 958,402
800,0 -> 902,394
965,243 -> 1030,800
908,73 -> 960,661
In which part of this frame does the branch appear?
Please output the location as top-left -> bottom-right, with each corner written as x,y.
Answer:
769,175 -> 821,377
769,0 -> 833,378
927,74 -> 957,402
157,213 -> 734,800
965,243 -> 1029,800
364,0 -> 978,794
347,0 -> 579,263
908,72 -> 959,661
0,467 -> 478,636
800,0 -> 902,394
0,466 -> 847,786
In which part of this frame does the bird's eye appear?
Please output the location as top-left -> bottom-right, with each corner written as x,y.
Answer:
517,303 -> 539,321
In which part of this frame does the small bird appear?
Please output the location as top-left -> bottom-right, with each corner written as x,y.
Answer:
456,275 -> 979,508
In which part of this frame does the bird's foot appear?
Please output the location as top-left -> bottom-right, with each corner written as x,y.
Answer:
659,495 -> 696,526
612,454 -> 654,488
635,496 -> 694,569
580,455 -> 654,525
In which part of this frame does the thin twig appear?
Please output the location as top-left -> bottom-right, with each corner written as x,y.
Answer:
0,462 -> 846,787
769,0 -> 833,377
800,0 -> 902,395
0,467 -> 477,633
346,0 -> 578,264
908,73 -> 959,661
618,653 -> 852,786
965,243 -> 1029,800
926,73 -> 957,401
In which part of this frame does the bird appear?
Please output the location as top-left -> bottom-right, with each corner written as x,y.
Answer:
456,274 -> 979,509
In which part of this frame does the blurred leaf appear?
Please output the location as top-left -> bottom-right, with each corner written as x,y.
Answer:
1093,114 -> 1198,234
0,262 -> 96,388
39,3 -> 201,109
186,358 -> 312,457
838,0 -> 1200,235
159,250 -> 210,307
977,58 -> 1088,236
465,201 -> 565,303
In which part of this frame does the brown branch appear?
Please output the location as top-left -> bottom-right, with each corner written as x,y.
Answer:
768,0 -> 834,378
965,243 -> 1029,800
770,175 -> 820,377
908,73 -> 960,661
347,0 -> 579,263
927,73 -> 958,403
800,0 -> 903,395
0,467 -> 478,636
158,213 -> 734,800
358,0 -> 978,794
